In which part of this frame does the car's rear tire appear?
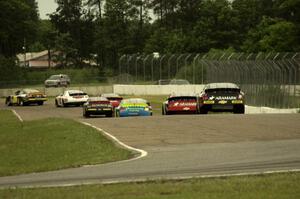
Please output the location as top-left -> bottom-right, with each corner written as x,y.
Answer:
37,101 -> 44,106
106,113 -> 113,118
18,98 -> 25,106
162,106 -> 170,115
5,97 -> 12,106
83,110 -> 90,118
55,100 -> 59,107
233,105 -> 245,114
62,100 -> 67,107
199,106 -> 208,114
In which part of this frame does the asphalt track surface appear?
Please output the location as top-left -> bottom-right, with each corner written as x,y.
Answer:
0,100 -> 300,188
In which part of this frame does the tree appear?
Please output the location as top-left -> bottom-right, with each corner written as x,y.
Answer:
0,0 -> 39,57
276,0 -> 300,24
86,0 -> 103,19
191,0 -> 239,52
51,0 -> 96,66
243,17 -> 299,52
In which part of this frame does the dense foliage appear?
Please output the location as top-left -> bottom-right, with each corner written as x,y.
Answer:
0,0 -> 299,77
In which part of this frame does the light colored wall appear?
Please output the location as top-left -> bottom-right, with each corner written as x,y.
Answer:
113,84 -> 205,95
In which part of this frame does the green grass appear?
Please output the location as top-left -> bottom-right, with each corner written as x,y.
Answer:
1,172 -> 299,198
0,110 -> 133,176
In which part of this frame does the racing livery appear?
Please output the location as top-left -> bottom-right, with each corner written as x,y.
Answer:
115,98 -> 152,117
198,83 -> 245,114
162,95 -> 198,115
55,90 -> 89,107
5,89 -> 47,106
83,97 -> 114,118
100,93 -> 123,109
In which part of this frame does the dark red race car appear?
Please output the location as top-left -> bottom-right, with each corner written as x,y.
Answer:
162,94 -> 198,115
83,97 -> 114,118
100,93 -> 123,109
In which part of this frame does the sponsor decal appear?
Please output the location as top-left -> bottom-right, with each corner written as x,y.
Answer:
232,100 -> 243,104
183,107 -> 190,110
218,100 -> 227,104
203,100 -> 215,104
172,102 -> 197,107
216,96 -> 237,100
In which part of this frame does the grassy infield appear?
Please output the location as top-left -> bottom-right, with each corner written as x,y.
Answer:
0,110 -> 299,198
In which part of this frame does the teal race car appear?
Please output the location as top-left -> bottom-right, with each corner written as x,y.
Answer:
115,98 -> 152,117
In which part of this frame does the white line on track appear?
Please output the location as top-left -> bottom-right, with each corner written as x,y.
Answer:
81,122 -> 148,163
12,109 -> 23,122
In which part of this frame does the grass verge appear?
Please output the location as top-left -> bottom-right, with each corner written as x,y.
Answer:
0,110 -> 133,176
0,172 -> 299,198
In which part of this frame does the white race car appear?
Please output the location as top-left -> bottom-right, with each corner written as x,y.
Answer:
55,90 -> 89,107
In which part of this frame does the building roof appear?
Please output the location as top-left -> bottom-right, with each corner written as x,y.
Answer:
17,50 -> 49,62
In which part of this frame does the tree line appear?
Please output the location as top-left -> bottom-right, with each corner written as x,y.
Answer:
0,0 -> 299,77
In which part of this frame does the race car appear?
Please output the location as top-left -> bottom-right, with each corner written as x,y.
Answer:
5,89 -> 47,106
115,98 -> 152,117
100,93 -> 123,109
55,90 -> 89,107
198,83 -> 245,114
162,94 -> 198,115
83,97 -> 114,118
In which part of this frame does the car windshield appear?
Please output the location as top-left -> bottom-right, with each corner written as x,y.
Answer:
101,93 -> 120,98
204,83 -> 239,90
107,97 -> 123,100
121,99 -> 147,104
168,97 -> 196,102
23,89 -> 40,93
205,88 -> 240,94
88,97 -> 108,102
69,91 -> 87,96
49,75 -> 61,80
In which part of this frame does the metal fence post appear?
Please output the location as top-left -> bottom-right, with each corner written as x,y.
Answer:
193,54 -> 200,84
168,54 -> 176,80
159,55 -> 166,80
143,55 -> 151,82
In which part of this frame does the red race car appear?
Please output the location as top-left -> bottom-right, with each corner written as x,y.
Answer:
162,94 -> 198,115
100,93 -> 123,109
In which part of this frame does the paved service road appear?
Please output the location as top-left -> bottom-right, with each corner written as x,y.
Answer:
0,100 -> 300,188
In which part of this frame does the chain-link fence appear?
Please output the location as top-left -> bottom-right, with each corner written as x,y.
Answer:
118,52 -> 300,108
